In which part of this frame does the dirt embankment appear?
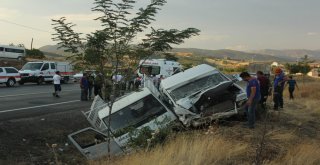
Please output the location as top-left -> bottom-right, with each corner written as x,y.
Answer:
0,59 -> 25,69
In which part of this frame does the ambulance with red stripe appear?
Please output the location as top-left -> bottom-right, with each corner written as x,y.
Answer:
0,67 -> 21,87
19,61 -> 73,85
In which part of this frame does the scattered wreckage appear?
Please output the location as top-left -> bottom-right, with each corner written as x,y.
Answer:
68,64 -> 247,159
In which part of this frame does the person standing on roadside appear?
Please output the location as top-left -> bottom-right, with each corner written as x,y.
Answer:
52,71 -> 62,98
240,72 -> 261,129
94,73 -> 103,98
87,72 -> 95,100
273,68 -> 286,110
256,71 -> 271,109
285,75 -> 299,100
80,73 -> 89,101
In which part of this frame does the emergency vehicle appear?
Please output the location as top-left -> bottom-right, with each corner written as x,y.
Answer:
0,67 -> 21,87
137,59 -> 182,78
19,61 -> 73,85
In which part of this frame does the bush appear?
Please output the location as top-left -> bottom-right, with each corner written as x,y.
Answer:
26,49 -> 45,59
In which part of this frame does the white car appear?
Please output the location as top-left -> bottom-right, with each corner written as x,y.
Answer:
0,67 -> 21,87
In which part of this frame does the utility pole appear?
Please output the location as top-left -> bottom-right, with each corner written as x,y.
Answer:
30,38 -> 33,50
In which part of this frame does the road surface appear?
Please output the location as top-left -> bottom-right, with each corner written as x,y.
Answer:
0,83 -> 92,121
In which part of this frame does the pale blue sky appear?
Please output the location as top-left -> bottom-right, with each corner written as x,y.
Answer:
1,0 -> 320,50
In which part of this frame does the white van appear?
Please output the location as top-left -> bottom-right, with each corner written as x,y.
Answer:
19,61 -> 73,85
0,45 -> 26,60
138,59 -> 182,78
69,88 -> 177,159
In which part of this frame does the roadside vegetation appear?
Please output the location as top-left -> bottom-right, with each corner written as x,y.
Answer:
89,76 -> 320,165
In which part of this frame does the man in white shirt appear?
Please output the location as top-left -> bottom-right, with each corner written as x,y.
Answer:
53,71 -> 62,98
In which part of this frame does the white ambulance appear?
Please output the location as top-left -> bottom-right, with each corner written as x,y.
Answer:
19,61 -> 73,85
137,59 -> 182,78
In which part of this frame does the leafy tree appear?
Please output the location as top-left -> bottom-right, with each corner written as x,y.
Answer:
51,0 -> 200,157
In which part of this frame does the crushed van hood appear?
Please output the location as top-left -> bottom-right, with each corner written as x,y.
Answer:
175,81 -> 233,110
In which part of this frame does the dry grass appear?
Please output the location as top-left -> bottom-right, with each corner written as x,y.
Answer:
91,134 -> 249,165
90,78 -> 320,165
265,142 -> 320,165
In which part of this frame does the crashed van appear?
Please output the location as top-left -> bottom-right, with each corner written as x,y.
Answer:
159,64 -> 247,127
68,88 -> 176,159
69,64 -> 247,159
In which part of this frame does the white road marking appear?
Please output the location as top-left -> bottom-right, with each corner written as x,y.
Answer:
0,100 -> 80,113
0,89 -> 77,98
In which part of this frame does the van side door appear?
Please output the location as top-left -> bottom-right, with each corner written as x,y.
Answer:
41,63 -> 50,81
68,127 -> 123,159
50,63 -> 56,78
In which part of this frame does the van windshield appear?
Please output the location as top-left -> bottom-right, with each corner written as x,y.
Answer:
170,73 -> 229,101
103,94 -> 167,137
22,63 -> 43,70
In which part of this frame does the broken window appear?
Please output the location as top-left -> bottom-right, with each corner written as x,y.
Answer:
170,73 -> 228,101
103,94 -> 167,137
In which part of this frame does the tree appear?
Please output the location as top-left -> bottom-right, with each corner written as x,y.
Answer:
51,0 -> 200,158
164,53 -> 178,61
26,49 -> 45,59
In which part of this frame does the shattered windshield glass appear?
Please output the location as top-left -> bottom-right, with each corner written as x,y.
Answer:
170,73 -> 229,101
103,94 -> 167,137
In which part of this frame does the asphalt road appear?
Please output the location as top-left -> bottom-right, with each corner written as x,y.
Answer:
0,82 -> 92,121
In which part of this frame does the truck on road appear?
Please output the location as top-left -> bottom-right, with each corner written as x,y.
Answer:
19,61 -> 73,85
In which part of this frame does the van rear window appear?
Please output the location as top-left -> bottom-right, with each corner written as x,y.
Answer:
140,65 -> 160,75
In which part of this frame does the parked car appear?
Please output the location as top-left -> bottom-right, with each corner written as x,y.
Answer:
0,67 -> 21,87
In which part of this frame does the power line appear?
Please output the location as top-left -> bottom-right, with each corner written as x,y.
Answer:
0,18 -> 53,34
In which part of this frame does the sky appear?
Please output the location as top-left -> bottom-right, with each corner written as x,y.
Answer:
1,0 -> 320,51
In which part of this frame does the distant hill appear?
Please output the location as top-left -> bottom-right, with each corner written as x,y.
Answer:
248,49 -> 320,61
39,45 -> 72,57
40,44 -> 306,62
171,48 -> 290,62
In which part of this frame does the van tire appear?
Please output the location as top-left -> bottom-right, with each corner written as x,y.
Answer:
37,77 -> 44,85
6,78 -> 15,87
17,56 -> 22,61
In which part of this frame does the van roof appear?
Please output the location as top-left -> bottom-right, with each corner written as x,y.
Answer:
161,64 -> 219,91
98,88 -> 152,119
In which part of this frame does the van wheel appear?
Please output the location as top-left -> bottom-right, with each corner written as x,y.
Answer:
37,77 -> 44,85
17,56 -> 22,61
6,79 -> 15,87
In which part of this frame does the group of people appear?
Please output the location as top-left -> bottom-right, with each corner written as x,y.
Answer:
80,72 -> 104,101
239,68 -> 298,129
